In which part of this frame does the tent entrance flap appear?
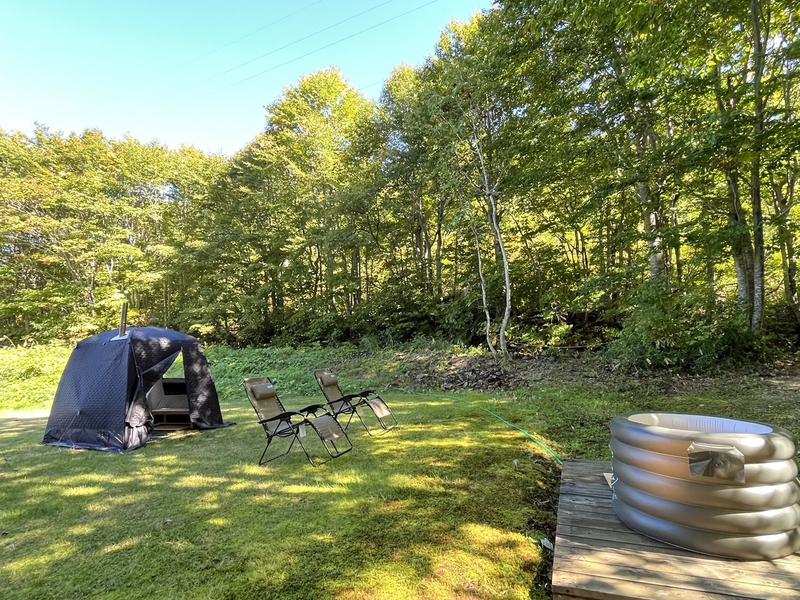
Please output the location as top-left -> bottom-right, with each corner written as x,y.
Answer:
147,377 -> 192,431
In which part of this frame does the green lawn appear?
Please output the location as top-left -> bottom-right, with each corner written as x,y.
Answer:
2,346 -> 798,599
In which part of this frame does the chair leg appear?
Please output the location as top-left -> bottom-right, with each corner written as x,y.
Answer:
342,407 -> 356,431
295,435 -> 317,467
258,437 -> 273,465
376,410 -> 398,431
352,406 -> 373,436
259,434 -> 296,465
335,402 -> 372,436
322,432 -> 353,459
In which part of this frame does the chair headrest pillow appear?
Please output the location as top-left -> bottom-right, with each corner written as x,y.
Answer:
318,372 -> 338,386
251,383 -> 277,400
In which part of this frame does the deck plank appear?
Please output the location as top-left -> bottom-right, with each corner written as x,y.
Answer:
551,460 -> 800,600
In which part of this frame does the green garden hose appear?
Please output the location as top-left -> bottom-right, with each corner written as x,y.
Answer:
482,407 -> 564,465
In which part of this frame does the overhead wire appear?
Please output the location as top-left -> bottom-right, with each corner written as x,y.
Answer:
178,0 -> 326,67
213,0 -> 395,79
231,0 -> 441,87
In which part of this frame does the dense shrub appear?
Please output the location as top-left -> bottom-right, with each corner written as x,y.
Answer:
608,284 -> 758,372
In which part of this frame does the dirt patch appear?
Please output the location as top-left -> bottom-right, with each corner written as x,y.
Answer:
379,350 -> 600,391
379,349 -> 800,398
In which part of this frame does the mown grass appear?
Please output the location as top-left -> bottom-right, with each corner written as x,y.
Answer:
0,341 -> 475,414
0,344 -> 72,412
2,390 -> 555,600
1,345 -> 798,599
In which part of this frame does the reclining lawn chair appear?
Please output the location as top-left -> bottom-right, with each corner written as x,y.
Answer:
313,369 -> 397,435
243,377 -> 352,466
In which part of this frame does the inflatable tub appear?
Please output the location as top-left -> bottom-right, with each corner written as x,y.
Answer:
610,412 -> 800,560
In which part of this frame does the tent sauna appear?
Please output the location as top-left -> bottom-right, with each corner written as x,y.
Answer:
43,325 -> 227,452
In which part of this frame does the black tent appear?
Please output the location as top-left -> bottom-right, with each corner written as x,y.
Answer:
43,327 -> 227,452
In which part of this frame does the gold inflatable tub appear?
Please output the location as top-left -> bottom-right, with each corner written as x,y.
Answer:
610,413 -> 800,560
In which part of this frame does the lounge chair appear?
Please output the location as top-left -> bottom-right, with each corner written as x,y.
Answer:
313,369 -> 397,435
243,377 -> 352,466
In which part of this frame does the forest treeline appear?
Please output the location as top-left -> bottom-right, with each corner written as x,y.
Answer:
1,1 -> 798,370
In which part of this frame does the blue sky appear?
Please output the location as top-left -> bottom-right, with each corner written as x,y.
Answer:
0,0 -> 490,154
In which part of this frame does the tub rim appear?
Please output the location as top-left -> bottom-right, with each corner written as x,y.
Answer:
611,412 -> 797,461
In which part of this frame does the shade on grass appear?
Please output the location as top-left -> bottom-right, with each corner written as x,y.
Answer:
3,344 -> 799,599
0,391 -> 557,600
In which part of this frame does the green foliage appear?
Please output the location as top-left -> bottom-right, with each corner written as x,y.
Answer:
512,377 -> 800,460
207,343 -> 366,396
0,128 -> 225,341
0,341 -> 483,414
545,323 -> 574,347
609,284 -> 758,371
1,2 -> 799,371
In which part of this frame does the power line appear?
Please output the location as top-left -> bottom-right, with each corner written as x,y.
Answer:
232,0 -> 440,87
360,79 -> 387,95
213,0 -> 395,79
179,0 -> 326,67
362,79 -> 386,89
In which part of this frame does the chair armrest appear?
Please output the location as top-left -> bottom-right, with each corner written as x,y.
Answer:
259,411 -> 305,425
297,404 -> 326,415
337,393 -> 363,402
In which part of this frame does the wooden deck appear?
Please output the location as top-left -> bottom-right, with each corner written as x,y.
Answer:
552,460 -> 800,600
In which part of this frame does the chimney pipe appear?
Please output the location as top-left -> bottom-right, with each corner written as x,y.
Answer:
118,301 -> 128,338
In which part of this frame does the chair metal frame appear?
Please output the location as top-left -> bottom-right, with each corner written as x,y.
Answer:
313,369 -> 398,435
243,377 -> 352,467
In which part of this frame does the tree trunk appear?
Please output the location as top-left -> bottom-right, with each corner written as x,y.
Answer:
470,126 -> 511,359
771,173 -> 799,324
637,181 -> 666,283
352,248 -> 362,307
715,64 -> 756,315
727,171 -> 756,312
435,202 -> 445,299
343,253 -> 352,315
671,195 -> 683,286
771,41 -> 799,326
750,0 -> 767,332
579,229 -> 589,274
473,228 -> 497,360
487,191 -> 512,358
324,246 -> 336,311
311,245 -> 322,299
364,250 -> 371,302
610,47 -> 665,285
706,260 -> 717,310
414,193 -> 432,289
87,258 -> 97,316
